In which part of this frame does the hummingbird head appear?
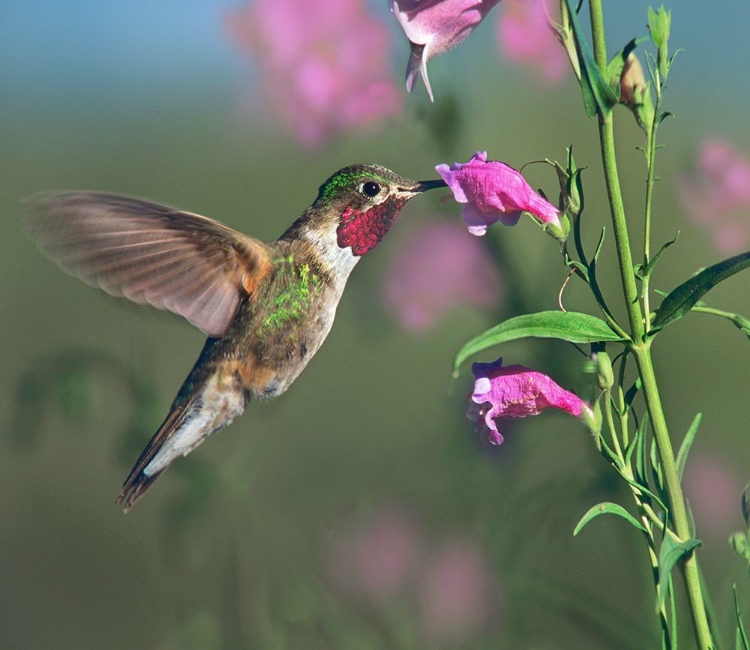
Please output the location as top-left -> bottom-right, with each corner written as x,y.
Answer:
308,163 -> 446,257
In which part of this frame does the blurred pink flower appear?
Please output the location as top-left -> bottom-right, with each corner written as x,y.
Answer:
384,221 -> 502,331
417,540 -> 497,644
437,151 -> 560,235
678,139 -> 750,254
390,0 -> 502,101
497,0 -> 567,84
324,508 -> 421,600
225,0 -> 402,148
683,452 -> 745,538
469,356 -> 590,445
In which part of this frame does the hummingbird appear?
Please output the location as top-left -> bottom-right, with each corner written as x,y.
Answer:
27,164 -> 446,511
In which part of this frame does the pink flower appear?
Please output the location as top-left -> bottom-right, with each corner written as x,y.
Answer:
323,508 -> 421,600
497,0 -> 567,84
683,453 -> 745,539
436,151 -> 561,235
678,139 -> 750,254
469,356 -> 589,445
383,221 -> 502,331
390,0 -> 502,101
225,0 -> 402,148
417,540 -> 497,644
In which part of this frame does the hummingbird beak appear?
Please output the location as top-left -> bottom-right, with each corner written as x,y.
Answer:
397,178 -> 447,196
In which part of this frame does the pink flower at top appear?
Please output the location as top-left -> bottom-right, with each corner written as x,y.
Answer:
468,356 -> 590,445
383,221 -> 502,331
437,151 -> 561,235
390,0 -> 502,101
678,139 -> 750,254
497,0 -> 567,84
225,0 -> 402,148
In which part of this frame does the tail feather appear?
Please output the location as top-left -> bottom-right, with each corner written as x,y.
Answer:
118,469 -> 167,512
117,365 -> 247,512
117,397 -> 195,512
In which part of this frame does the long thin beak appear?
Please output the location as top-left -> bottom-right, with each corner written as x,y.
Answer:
398,179 -> 447,194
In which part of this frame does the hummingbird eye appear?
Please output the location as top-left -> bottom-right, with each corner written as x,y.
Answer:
361,181 -> 381,198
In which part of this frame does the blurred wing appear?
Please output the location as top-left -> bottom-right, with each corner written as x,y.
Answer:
27,191 -> 273,337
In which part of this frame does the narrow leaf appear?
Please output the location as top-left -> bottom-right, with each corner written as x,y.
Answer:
676,413 -> 702,480
735,584 -> 750,650
564,0 -> 618,116
650,434 -> 666,497
657,536 -> 702,610
644,233 -> 680,277
454,311 -> 625,373
573,502 -> 647,536
651,251 -> 750,332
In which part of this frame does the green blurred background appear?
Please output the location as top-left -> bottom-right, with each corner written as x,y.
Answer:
2,1 -> 750,648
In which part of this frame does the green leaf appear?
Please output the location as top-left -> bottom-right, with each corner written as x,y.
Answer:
650,433 -> 665,497
454,311 -> 626,373
650,251 -> 750,333
564,0 -> 618,116
734,585 -> 750,650
732,314 -> 750,342
573,501 -> 647,536
676,413 -> 702,480
644,232 -> 680,277
657,536 -> 702,610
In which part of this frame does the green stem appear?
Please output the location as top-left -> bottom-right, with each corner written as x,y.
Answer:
587,4 -> 643,343
632,346 -> 713,645
642,119 -> 658,330
587,1 -> 713,647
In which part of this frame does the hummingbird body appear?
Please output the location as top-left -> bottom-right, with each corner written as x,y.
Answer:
28,164 -> 445,510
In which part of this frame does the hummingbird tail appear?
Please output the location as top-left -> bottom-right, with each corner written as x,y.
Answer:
117,370 -> 247,512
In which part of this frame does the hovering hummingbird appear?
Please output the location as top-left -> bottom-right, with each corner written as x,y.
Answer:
28,164 -> 446,511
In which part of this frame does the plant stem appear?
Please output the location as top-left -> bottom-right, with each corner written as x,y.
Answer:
642,119 -> 658,330
587,1 -> 714,647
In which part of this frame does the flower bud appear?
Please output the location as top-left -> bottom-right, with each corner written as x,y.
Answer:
620,53 -> 654,129
730,531 -> 750,563
620,54 -> 646,108
593,352 -> 614,392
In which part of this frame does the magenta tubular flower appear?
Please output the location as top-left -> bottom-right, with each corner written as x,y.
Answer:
497,0 -> 567,84
677,139 -> 750,254
436,151 -> 561,235
225,0 -> 402,148
390,0 -> 502,101
468,357 -> 589,445
383,221 -> 502,331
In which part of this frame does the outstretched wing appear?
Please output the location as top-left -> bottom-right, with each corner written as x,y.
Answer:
27,191 -> 272,337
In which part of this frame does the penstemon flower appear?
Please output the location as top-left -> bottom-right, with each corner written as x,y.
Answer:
436,151 -> 561,235
389,0 -> 502,101
468,357 -> 590,445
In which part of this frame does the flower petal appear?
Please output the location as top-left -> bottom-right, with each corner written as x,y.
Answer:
467,356 -> 588,444
438,152 -> 560,234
